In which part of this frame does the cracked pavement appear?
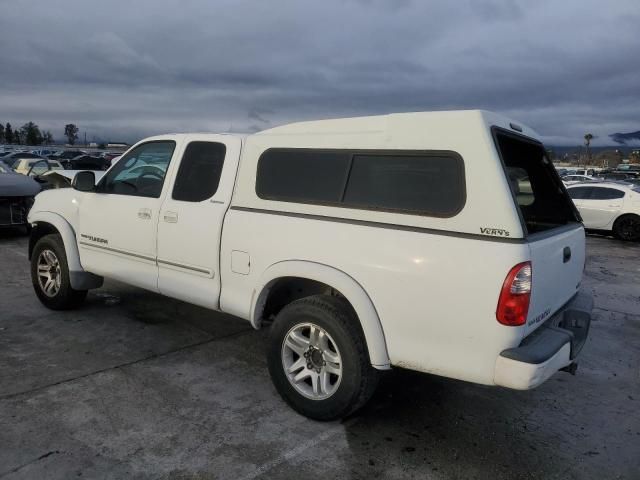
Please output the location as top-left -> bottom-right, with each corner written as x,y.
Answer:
1,230 -> 639,479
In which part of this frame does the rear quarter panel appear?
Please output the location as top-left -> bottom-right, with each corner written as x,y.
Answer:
221,210 -> 530,385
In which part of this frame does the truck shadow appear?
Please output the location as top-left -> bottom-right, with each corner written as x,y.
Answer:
0,226 -> 29,240
340,368 -> 600,479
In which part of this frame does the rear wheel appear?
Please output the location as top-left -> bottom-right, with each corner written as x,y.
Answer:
613,214 -> 640,242
267,295 -> 379,421
31,234 -> 87,309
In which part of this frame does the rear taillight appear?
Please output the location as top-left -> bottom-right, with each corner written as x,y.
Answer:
496,262 -> 532,326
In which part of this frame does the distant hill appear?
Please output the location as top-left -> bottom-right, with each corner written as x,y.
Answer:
609,131 -> 640,145
549,145 -> 633,157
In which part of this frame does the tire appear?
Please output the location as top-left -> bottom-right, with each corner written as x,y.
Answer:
31,233 -> 87,310
613,214 -> 640,242
267,294 -> 379,421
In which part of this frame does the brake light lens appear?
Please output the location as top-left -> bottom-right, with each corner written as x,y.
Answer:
496,262 -> 532,326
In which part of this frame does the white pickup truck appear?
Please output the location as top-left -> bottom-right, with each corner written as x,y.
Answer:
28,111 -> 592,420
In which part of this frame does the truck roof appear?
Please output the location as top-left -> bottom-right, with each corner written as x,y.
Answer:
256,110 -> 540,140
139,111 -> 540,145
141,132 -> 248,142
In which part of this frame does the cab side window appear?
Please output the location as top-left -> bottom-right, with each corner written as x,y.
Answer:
172,142 -> 226,202
99,141 -> 175,198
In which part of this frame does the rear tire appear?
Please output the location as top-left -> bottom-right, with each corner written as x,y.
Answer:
31,234 -> 87,310
613,214 -> 640,242
267,294 -> 379,421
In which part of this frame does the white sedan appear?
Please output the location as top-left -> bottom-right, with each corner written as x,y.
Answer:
566,182 -> 640,241
562,174 -> 598,185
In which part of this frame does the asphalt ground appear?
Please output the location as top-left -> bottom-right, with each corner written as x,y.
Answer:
1,230 -> 638,479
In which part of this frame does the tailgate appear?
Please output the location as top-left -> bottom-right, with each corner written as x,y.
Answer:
525,224 -> 585,336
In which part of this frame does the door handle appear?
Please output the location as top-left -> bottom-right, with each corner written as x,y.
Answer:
138,208 -> 152,220
163,211 -> 178,223
563,246 -> 571,263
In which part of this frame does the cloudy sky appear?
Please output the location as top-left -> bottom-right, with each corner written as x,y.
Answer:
1,0 -> 638,146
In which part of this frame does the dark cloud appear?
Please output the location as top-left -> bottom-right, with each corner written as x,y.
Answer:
0,0 -> 638,145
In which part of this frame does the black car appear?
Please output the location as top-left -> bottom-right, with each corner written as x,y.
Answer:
0,161 -> 41,232
48,150 -> 86,161
61,155 -> 111,170
596,172 -> 634,181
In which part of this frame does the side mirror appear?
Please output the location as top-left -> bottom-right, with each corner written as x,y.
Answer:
72,171 -> 96,192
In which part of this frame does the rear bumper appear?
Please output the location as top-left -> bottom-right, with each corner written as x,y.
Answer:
494,291 -> 593,390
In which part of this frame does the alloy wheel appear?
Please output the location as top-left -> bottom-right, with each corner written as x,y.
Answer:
617,217 -> 640,241
37,249 -> 62,297
281,322 -> 343,400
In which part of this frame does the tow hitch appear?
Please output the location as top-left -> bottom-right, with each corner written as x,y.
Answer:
561,362 -> 578,375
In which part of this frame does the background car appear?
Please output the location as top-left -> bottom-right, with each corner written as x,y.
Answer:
573,168 -> 598,176
62,154 -> 111,170
567,182 -> 640,241
595,172 -> 633,181
13,158 -> 65,176
30,149 -> 59,157
47,150 -> 87,161
2,152 -> 48,169
0,160 -> 41,233
562,174 -> 598,185
615,164 -> 640,174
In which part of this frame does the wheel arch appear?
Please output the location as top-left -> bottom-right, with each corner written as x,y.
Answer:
613,212 -> 640,223
28,211 -> 103,290
252,260 -> 390,369
28,212 -> 81,269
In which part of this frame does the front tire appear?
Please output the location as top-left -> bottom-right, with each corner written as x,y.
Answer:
31,234 -> 87,310
613,214 -> 640,242
267,295 -> 379,421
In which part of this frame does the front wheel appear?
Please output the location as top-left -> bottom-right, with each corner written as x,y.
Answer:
31,234 -> 87,310
613,214 -> 640,242
267,295 -> 379,421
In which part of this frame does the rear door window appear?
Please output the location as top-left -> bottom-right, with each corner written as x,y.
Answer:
172,141 -> 226,202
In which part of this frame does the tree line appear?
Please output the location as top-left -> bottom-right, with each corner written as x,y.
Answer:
0,122 -> 80,146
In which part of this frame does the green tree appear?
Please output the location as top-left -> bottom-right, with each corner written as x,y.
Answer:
20,121 -> 43,145
13,129 -> 21,144
0,123 -> 4,143
584,133 -> 593,166
5,123 -> 13,144
42,130 -> 54,145
64,123 -> 79,145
